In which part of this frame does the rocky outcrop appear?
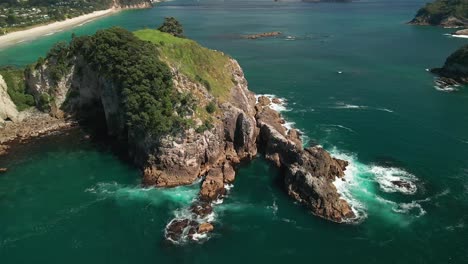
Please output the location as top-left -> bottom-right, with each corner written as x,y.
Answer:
431,44 -> 468,89
24,34 -> 355,243
409,0 -> 468,27
0,74 -> 19,124
409,15 -> 467,27
256,97 -> 355,222
452,28 -> 468,36
242,32 -> 281,39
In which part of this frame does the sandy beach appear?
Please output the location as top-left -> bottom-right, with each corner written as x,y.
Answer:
0,9 -> 117,50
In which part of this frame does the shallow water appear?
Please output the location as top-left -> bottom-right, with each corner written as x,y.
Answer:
1,0 -> 468,263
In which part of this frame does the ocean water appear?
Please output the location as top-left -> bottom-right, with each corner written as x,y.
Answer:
1,0 -> 468,263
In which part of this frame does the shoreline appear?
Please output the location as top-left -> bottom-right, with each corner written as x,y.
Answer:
0,109 -> 77,156
0,8 -> 118,50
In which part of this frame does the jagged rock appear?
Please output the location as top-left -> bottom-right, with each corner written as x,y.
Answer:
190,202 -> 213,217
200,167 -> 226,201
431,44 -> 468,88
272,98 -> 281,104
22,34 -> 356,244
287,129 -> 302,149
198,223 -> 214,234
256,101 -> 354,222
165,219 -> 198,242
257,96 -> 271,106
222,162 -> 235,183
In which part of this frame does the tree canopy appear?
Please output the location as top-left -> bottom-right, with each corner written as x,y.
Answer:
157,17 -> 185,38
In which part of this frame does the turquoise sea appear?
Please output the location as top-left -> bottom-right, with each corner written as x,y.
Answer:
1,0 -> 468,263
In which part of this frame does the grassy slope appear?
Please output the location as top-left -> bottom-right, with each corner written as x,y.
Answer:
134,29 -> 235,101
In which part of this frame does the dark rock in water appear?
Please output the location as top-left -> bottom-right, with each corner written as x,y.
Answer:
256,100 -> 355,222
242,32 -> 282,39
391,180 -> 413,191
165,219 -> 197,242
190,202 -> 213,218
431,44 -> 468,89
0,168 -> 7,173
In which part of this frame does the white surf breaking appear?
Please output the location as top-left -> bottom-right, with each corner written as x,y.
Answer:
329,148 -> 428,221
256,94 -> 309,145
330,102 -> 394,113
164,183 -> 236,244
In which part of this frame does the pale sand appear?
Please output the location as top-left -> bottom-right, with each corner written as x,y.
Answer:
0,8 -> 117,49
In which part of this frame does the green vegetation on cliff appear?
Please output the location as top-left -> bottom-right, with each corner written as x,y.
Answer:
34,27 -> 193,137
0,67 -> 35,111
135,29 -> 235,100
31,25 -> 237,137
411,0 -> 468,26
71,27 -> 191,137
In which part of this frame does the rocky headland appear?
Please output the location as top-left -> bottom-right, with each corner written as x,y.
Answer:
431,44 -> 468,89
409,0 -> 468,28
0,27 -> 355,243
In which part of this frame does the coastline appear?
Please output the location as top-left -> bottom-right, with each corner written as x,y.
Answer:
0,109 -> 77,156
0,8 -> 117,50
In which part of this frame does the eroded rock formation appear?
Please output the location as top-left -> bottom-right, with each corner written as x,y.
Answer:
23,36 -> 355,244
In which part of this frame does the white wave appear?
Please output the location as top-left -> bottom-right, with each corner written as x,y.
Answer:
255,94 -> 290,112
212,198 -> 224,205
191,232 -> 207,241
329,148 -> 428,222
334,103 -> 364,110
85,181 -> 199,206
392,201 -> 426,217
450,34 -> 468,39
283,121 -> 296,131
332,152 -> 368,223
370,166 -> 418,195
377,108 -> 394,113
331,102 -> 394,113
322,124 -> 355,133
224,183 -> 234,191
267,200 -> 278,217
434,85 -> 459,92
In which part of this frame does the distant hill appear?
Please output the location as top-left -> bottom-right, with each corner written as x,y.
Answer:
409,0 -> 468,27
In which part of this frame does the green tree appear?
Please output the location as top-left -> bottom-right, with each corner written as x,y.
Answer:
157,17 -> 184,38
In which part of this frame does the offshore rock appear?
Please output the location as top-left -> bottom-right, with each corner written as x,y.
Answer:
256,100 -> 355,222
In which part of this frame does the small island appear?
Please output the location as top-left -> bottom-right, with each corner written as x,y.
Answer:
0,18 -> 355,243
